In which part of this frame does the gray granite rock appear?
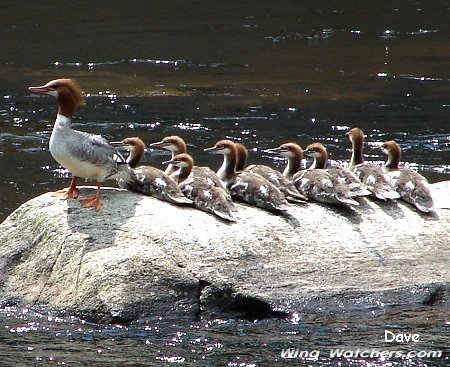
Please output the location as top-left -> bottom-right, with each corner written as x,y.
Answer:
0,182 -> 448,322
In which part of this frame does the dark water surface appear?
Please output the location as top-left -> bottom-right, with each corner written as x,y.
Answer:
0,305 -> 449,366
0,1 -> 449,365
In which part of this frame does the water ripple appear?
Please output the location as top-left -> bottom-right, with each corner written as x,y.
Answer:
1,305 -> 447,367
52,58 -> 249,71
173,122 -> 210,132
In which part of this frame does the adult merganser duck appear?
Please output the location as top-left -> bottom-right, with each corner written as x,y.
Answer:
235,142 -> 307,203
271,142 -> 359,208
166,153 -> 237,222
109,137 -> 192,205
381,140 -> 434,213
204,140 -> 291,214
29,78 -> 131,211
303,142 -> 370,197
150,135 -> 225,189
346,127 -> 400,201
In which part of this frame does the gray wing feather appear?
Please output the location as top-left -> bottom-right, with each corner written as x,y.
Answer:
68,130 -> 126,179
71,130 -> 122,165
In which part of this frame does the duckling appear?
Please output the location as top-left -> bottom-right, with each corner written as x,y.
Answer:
234,142 -> 248,172
166,153 -> 237,222
271,142 -> 359,208
303,142 -> 370,197
235,142 -> 307,203
204,140 -> 290,213
382,140 -> 434,213
347,127 -> 400,200
267,142 -> 303,179
150,135 -> 225,189
110,137 -> 192,205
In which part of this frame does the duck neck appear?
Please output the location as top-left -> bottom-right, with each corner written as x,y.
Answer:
350,137 -> 364,167
54,114 -> 72,129
164,151 -> 177,175
57,92 -> 77,118
283,155 -> 301,178
236,147 -> 248,172
385,149 -> 400,170
172,165 -> 191,183
217,152 -> 236,180
310,153 -> 326,169
127,146 -> 144,169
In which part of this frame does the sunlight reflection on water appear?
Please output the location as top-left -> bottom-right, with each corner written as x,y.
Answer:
0,306 -> 448,367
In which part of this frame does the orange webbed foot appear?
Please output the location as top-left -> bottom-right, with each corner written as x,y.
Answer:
52,187 -> 79,199
52,177 -> 79,199
79,196 -> 103,211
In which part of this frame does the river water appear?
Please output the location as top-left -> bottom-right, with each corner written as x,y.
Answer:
0,1 -> 449,365
0,305 -> 448,366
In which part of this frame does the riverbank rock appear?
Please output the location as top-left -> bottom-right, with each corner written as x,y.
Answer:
0,181 -> 448,323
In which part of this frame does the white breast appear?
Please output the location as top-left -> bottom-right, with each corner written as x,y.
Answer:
49,114 -> 108,181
